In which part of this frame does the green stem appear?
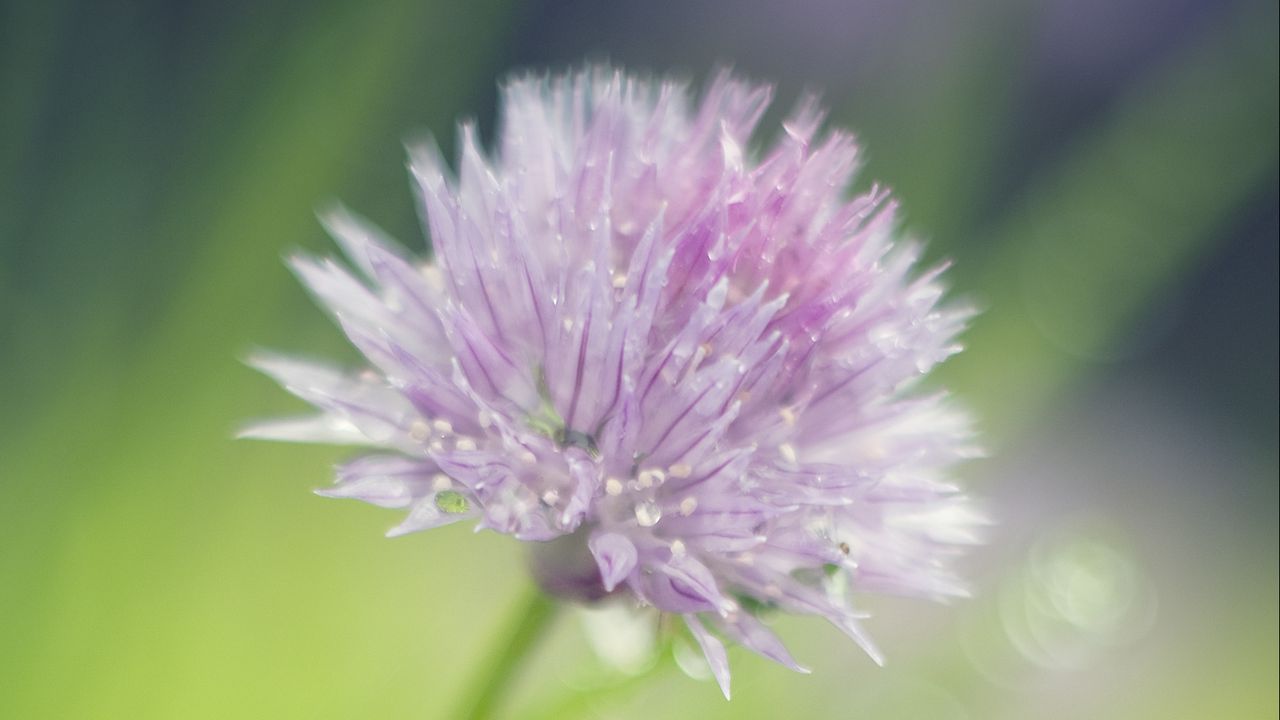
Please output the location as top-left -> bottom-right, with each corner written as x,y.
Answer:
524,638 -> 677,720
456,586 -> 559,720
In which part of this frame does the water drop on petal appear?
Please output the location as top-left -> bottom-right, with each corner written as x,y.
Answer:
635,500 -> 662,527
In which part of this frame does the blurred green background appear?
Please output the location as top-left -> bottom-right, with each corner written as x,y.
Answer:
2,0 -> 1276,718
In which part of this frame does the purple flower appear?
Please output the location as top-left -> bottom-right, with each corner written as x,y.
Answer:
245,67 -> 982,698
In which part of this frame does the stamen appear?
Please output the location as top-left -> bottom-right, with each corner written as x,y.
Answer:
637,468 -> 665,488
409,420 -> 431,441
679,496 -> 698,516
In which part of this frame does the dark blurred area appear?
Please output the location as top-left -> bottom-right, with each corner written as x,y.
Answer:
1,1 -> 1275,718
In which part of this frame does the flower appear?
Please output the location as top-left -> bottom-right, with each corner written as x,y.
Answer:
245,67 -> 982,698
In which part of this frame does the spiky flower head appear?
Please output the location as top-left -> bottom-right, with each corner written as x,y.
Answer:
246,67 -> 982,697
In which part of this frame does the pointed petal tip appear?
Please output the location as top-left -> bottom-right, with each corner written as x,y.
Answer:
685,614 -> 732,700
232,424 -> 261,441
314,199 -> 351,225
865,642 -> 886,667
242,348 -> 282,373
589,532 -> 638,592
234,418 -> 296,442
283,250 -> 320,274
406,138 -> 450,184
238,347 -> 266,369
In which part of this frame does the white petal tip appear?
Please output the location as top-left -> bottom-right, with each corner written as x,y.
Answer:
315,200 -> 351,224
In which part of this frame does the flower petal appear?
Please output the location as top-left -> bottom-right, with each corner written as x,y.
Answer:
684,614 -> 731,699
588,532 -> 637,592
